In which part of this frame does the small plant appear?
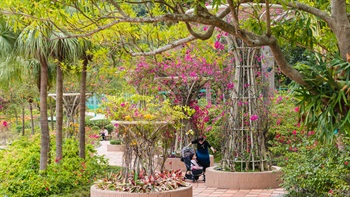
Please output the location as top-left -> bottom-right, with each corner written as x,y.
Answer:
110,139 -> 122,145
95,169 -> 189,193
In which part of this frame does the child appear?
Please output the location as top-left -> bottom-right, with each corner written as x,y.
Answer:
191,154 -> 203,170
190,154 -> 203,181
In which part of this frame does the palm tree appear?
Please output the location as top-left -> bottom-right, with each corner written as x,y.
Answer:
0,18 -> 41,136
78,40 -> 92,159
50,32 -> 82,161
16,26 -> 52,170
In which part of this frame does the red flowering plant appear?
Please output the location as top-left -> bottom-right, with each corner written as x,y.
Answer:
0,120 -> 9,145
97,169 -> 188,193
268,92 -> 350,196
267,92 -> 307,162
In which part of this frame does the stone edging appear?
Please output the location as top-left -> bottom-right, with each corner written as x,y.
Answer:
90,185 -> 193,197
205,166 -> 283,189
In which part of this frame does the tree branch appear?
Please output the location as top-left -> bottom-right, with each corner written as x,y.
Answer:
129,36 -> 197,56
265,0 -> 271,37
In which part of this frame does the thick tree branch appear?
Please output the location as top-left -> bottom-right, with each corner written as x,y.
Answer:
268,38 -> 315,93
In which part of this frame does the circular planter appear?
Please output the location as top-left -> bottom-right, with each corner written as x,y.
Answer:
164,155 -> 214,171
107,144 -> 124,152
205,166 -> 283,189
90,185 -> 192,197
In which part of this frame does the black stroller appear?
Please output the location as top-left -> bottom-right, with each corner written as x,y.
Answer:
181,146 -> 204,182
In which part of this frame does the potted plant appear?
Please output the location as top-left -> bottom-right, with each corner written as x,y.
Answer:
91,95 -> 193,196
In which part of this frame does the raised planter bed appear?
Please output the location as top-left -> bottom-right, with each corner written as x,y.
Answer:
107,144 -> 124,152
205,166 -> 283,189
164,155 -> 214,171
90,185 -> 192,197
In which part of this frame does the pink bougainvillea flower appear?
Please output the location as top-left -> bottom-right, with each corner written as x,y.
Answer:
276,119 -> 281,125
250,114 -> 258,121
275,134 -> 281,139
276,96 -> 283,103
226,83 -> 234,89
292,130 -> 297,135
120,103 -> 125,107
344,161 -> 349,165
294,107 -> 299,112
2,121 -> 7,127
308,131 -> 315,136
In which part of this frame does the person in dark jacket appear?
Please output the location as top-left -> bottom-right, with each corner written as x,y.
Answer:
188,136 -> 215,181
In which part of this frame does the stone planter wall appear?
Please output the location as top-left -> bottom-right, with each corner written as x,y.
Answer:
107,144 -> 124,152
90,185 -> 192,197
205,166 -> 283,189
164,155 -> 214,171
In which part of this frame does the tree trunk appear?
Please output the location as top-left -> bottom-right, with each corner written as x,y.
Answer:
79,58 -> 88,159
21,104 -> 25,136
56,65 -> 64,161
50,98 -> 54,131
39,56 -> 50,171
29,101 -> 34,135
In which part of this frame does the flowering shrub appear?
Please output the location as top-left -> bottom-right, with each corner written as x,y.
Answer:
268,92 -> 350,196
0,120 -> 9,145
281,137 -> 350,196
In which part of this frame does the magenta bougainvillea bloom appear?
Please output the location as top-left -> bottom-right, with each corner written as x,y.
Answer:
2,121 -> 7,127
250,114 -> 258,121
294,107 -> 299,112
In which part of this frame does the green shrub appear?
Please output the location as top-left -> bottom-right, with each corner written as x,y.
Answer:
91,125 -> 100,131
110,139 -> 122,145
85,119 -> 110,128
0,134 -> 108,197
105,125 -> 114,133
268,93 -> 350,196
281,138 -> 350,196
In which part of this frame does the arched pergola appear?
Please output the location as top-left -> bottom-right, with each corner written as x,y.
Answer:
48,93 -> 92,127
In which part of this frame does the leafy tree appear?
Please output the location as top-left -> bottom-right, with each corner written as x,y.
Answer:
1,0 -> 347,137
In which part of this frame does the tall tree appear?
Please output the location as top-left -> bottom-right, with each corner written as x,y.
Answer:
16,26 -> 52,170
50,32 -> 82,161
49,0 -> 348,135
78,40 -> 92,159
